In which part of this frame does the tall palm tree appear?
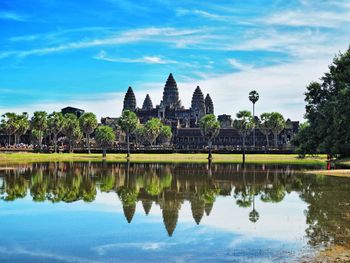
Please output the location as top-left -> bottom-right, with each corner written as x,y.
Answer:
199,114 -> 221,160
233,110 -> 254,163
14,113 -> 29,145
79,112 -> 98,154
248,90 -> 259,147
259,113 -> 272,149
31,111 -> 48,150
269,112 -> 285,147
95,125 -> 116,158
48,112 -> 64,153
1,112 -> 18,146
118,110 -> 139,158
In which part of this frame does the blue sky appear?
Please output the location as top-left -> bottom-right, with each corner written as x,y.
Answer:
0,0 -> 349,120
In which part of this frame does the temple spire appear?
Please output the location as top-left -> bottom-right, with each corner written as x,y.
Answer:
205,94 -> 214,114
162,73 -> 181,109
123,86 -> 137,112
191,86 -> 206,121
142,94 -> 153,110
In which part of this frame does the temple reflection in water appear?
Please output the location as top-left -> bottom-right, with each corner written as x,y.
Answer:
0,162 -> 349,249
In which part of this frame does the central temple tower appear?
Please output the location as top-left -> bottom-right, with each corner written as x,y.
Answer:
161,73 -> 181,109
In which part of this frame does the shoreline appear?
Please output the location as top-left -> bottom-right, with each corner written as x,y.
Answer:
0,152 -> 326,165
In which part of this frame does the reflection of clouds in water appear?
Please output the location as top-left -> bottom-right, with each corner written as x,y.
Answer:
0,246 -> 97,263
93,242 -> 168,255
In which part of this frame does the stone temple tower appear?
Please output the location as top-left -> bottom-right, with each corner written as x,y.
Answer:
205,94 -> 214,114
161,73 -> 181,109
142,94 -> 153,110
191,86 -> 206,120
123,86 -> 137,112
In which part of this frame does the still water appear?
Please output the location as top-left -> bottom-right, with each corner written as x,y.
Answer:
0,162 -> 349,263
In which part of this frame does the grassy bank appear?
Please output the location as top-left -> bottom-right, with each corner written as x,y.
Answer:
304,169 -> 350,177
337,158 -> 350,166
0,152 -> 326,165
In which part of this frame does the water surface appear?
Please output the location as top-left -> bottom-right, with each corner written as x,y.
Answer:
0,162 -> 349,262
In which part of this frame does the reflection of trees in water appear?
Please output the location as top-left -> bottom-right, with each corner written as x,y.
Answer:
0,162 -> 349,245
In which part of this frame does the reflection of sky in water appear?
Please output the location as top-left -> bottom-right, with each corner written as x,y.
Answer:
0,191 -> 310,263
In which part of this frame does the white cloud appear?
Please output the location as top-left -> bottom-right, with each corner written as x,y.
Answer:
94,50 -> 177,64
0,12 -> 28,22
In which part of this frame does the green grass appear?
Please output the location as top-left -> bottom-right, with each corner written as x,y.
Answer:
0,152 -> 327,165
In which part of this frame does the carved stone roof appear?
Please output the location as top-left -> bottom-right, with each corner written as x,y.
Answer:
123,86 -> 137,112
162,73 -> 181,109
191,86 -> 206,118
205,94 -> 214,114
142,94 -> 153,110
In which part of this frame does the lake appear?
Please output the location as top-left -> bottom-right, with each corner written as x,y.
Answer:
0,162 -> 349,262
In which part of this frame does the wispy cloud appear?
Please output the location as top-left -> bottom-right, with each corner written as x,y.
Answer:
0,11 -> 28,22
227,59 -> 253,71
94,50 -> 177,64
0,27 -> 205,59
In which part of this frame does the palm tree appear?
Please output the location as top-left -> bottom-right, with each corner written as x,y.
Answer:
79,112 -> 98,154
233,110 -> 254,163
1,112 -> 18,146
199,114 -> 221,160
144,118 -> 162,147
62,113 -> 81,153
95,125 -> 115,158
248,90 -> 259,147
158,125 -> 172,146
259,113 -> 272,149
31,111 -> 48,150
269,112 -> 285,147
48,112 -> 64,153
14,113 -> 29,145
118,110 -> 139,158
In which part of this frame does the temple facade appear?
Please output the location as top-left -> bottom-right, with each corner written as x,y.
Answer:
117,73 -> 299,149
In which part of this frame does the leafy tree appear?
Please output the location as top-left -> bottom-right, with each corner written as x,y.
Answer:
79,112 -> 98,154
199,114 -> 221,159
95,125 -> 115,157
297,47 -> 350,157
47,112 -> 64,153
259,112 -> 272,148
134,124 -> 146,146
292,122 -> 318,157
248,90 -> 259,147
233,110 -> 254,162
144,118 -> 162,146
269,112 -> 285,147
14,113 -> 29,145
31,111 -> 48,149
118,110 -> 138,158
1,112 -> 18,146
159,125 -> 172,145
62,113 -> 81,153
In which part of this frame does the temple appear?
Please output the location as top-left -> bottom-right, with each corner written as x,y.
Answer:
116,73 -> 299,149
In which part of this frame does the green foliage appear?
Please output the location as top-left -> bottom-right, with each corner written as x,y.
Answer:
144,118 -> 162,146
118,110 -> 139,134
199,114 -> 221,142
79,112 -> 98,135
62,113 -> 81,152
159,125 -> 172,144
248,90 -> 259,104
134,124 -> 147,145
269,112 -> 285,147
300,47 -> 350,156
31,111 -> 48,132
14,113 -> 29,141
95,125 -> 115,149
1,112 -> 19,139
292,122 -> 319,156
233,110 -> 254,146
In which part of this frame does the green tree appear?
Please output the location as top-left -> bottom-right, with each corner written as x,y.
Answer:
14,113 -> 29,145
269,112 -> 285,147
118,110 -> 138,158
95,125 -> 115,157
248,90 -> 259,147
144,118 -> 162,146
31,111 -> 48,150
259,112 -> 272,148
233,110 -> 254,162
159,125 -> 172,146
298,47 -> 350,156
79,112 -> 98,154
199,114 -> 221,160
1,112 -> 18,146
62,113 -> 81,153
292,122 -> 318,157
134,124 -> 146,146
47,112 -> 64,153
